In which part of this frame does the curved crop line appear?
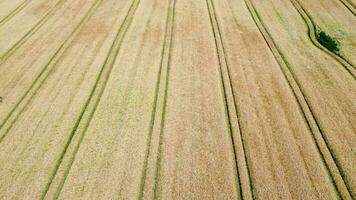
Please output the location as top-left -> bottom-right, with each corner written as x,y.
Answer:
243,0 -> 353,199
0,0 -> 103,144
339,0 -> 356,15
151,1 -> 175,199
0,0 -> 68,61
293,0 -> 355,68
290,0 -> 356,78
40,0 -> 142,198
137,1 -> 173,199
205,0 -> 254,199
0,0 -> 33,27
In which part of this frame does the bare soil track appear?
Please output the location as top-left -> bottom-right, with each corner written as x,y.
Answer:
0,0 -> 355,199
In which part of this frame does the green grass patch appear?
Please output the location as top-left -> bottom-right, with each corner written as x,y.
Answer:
317,31 -> 340,54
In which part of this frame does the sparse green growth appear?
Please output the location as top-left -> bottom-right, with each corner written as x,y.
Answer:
317,31 -> 340,54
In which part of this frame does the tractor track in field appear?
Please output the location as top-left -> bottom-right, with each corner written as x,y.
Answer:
242,0 -> 353,199
0,0 -> 33,27
0,0 -> 68,61
8,45 -> 92,175
8,47 -> 93,195
40,0 -> 142,198
290,0 -> 356,78
205,0 -> 253,199
339,0 -> 356,15
137,0 -> 174,199
149,0 -> 175,198
0,0 -> 354,198
0,0 -> 102,143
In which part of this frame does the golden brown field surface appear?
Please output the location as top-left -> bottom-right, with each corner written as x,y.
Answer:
0,0 -> 355,199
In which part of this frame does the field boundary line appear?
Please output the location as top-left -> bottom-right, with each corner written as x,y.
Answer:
0,0 -> 33,27
39,0 -> 142,198
339,0 -> 356,15
242,0 -> 353,199
137,0 -> 174,199
206,0 -> 254,199
0,0 -> 68,61
290,0 -> 356,78
0,0 -> 102,143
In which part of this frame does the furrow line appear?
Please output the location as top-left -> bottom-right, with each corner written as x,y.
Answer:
0,0 -> 32,27
290,0 -> 356,77
151,0 -> 175,199
0,0 -> 102,143
40,0 -> 142,198
205,0 -> 253,199
0,0 -> 68,61
243,0 -> 353,199
339,0 -> 356,15
138,0 -> 173,199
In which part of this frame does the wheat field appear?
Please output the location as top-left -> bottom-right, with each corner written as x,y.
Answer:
0,0 -> 355,199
